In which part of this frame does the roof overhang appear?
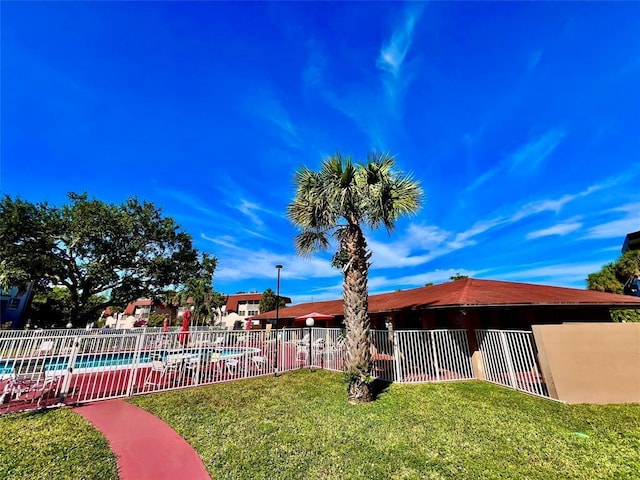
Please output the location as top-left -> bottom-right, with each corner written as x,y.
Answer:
370,302 -> 640,313
622,230 -> 640,253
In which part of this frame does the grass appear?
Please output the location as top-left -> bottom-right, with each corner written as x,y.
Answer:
0,371 -> 637,479
128,370 -> 640,480
0,408 -> 118,480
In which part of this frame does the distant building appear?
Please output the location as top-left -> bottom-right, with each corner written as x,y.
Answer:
105,292 -> 293,329
104,299 -> 165,329
622,230 -> 640,253
123,299 -> 155,319
0,283 -> 35,329
219,292 -> 291,329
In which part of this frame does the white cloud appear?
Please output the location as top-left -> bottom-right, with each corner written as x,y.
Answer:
376,6 -> 423,110
497,261 -> 606,287
466,166 -> 501,192
237,199 -> 265,228
584,204 -> 640,239
213,247 -> 337,283
376,8 -> 421,78
368,268 -> 481,292
526,220 -> 582,240
467,128 -> 565,191
508,128 -> 566,173
200,233 -> 241,250
511,182 -> 605,221
244,88 -> 303,151
406,224 -> 450,248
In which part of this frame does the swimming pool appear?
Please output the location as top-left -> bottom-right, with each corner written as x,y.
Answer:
0,347 -> 261,376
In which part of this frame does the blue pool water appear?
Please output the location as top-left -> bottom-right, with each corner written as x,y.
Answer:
0,347 -> 260,374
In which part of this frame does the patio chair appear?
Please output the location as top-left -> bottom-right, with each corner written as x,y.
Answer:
295,345 -> 308,366
15,375 -> 60,406
5,361 -> 60,407
209,352 -> 223,369
180,356 -> 201,384
251,355 -> 267,372
327,337 -> 346,360
225,358 -> 239,376
34,340 -> 54,356
144,355 -> 179,386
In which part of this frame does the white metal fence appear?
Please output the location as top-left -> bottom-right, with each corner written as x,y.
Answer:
392,329 -> 475,383
475,329 -> 548,398
0,327 -> 548,414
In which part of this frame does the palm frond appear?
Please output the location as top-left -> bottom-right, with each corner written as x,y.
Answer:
294,230 -> 330,255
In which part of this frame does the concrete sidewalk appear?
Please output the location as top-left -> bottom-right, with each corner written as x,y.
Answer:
76,399 -> 210,480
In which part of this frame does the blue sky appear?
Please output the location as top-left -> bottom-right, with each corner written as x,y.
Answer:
2,2 -> 639,304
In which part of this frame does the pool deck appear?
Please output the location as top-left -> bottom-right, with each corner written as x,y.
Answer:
76,399 -> 211,480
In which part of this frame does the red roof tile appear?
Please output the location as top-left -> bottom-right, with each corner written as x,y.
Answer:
224,293 -> 264,313
124,299 -> 153,316
254,278 -> 640,319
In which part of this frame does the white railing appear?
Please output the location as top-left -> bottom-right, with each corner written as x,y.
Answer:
475,329 -> 548,398
0,329 -> 280,412
393,330 -> 474,383
0,327 -> 549,414
0,325 -> 224,341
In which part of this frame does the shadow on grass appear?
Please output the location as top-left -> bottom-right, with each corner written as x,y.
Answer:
371,378 -> 392,400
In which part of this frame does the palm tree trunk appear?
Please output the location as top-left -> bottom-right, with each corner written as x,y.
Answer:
342,224 -> 373,403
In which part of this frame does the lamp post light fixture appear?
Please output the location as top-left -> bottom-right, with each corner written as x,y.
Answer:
275,264 -> 283,325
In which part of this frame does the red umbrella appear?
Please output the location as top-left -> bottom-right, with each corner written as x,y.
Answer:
245,317 -> 253,330
179,310 -> 191,345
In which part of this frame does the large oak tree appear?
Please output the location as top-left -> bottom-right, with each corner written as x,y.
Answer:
0,193 -> 216,327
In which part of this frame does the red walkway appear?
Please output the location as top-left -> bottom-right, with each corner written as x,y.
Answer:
76,399 -> 211,480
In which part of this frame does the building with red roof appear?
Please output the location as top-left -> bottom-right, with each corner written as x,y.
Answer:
253,278 -> 640,330
220,292 -> 292,329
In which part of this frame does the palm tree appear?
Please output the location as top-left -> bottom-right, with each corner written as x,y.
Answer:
288,151 -> 422,403
160,290 -> 181,325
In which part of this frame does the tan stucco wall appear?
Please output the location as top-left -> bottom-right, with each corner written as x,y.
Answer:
532,323 -> 640,404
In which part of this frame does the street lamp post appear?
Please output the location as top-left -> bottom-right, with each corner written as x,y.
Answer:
274,264 -> 283,376
306,317 -> 314,371
275,264 -> 283,325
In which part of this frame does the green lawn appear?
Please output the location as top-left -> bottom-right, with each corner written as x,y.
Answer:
1,371 -> 638,479
129,370 -> 640,480
0,408 -> 118,480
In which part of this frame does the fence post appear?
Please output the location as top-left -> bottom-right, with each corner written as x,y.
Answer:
126,331 -> 146,396
392,330 -> 402,382
430,331 -> 440,382
468,329 -> 483,380
273,328 -> 279,376
59,336 -> 81,403
499,331 -> 517,389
